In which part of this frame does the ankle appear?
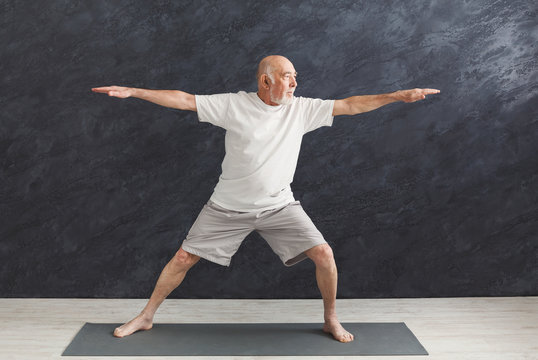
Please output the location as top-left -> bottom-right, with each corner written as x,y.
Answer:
139,311 -> 154,321
324,314 -> 338,322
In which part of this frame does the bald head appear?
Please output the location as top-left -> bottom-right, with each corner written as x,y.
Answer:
256,55 -> 293,82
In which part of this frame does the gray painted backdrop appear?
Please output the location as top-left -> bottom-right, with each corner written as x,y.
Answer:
1,0 -> 537,298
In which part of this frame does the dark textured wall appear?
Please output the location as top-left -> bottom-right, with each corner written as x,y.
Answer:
1,0 -> 536,299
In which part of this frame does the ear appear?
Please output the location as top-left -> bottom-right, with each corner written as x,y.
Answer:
261,74 -> 271,89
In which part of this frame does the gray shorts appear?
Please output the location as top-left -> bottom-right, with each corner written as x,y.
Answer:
180,199 -> 327,267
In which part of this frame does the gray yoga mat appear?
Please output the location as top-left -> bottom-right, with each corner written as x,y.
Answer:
62,322 -> 428,356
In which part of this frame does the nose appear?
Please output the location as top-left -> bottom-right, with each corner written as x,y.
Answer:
290,77 -> 297,88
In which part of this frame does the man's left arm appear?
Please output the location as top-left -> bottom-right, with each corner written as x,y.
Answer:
332,88 -> 440,116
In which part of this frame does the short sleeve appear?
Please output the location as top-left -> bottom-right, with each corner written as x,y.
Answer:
300,97 -> 335,134
195,93 -> 231,130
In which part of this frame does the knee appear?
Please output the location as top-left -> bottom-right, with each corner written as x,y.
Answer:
306,244 -> 335,268
172,248 -> 200,269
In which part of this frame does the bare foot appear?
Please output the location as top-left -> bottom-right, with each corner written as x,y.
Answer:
113,313 -> 153,338
323,318 -> 354,342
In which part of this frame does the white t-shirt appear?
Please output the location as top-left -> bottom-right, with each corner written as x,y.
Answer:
195,91 -> 334,212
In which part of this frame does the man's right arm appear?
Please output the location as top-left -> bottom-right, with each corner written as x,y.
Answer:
91,86 -> 197,112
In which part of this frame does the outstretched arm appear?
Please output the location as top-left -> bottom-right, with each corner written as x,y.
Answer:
332,88 -> 440,116
91,86 -> 197,112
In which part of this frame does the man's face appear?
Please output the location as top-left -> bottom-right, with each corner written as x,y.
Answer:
269,61 -> 297,105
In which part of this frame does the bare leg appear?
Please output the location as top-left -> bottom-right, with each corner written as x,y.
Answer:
305,244 -> 354,342
113,247 -> 200,338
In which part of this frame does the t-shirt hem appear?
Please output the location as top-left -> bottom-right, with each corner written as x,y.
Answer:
208,196 -> 296,213
327,99 -> 335,126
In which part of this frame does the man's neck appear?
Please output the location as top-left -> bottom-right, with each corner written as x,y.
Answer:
257,91 -> 279,106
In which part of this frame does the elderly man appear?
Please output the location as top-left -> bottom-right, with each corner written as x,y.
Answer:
92,55 -> 439,343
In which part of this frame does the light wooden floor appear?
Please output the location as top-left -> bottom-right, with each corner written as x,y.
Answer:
0,297 -> 536,360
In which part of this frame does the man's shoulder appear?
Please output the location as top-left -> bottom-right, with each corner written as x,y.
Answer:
293,95 -> 334,107
197,91 -> 251,97
196,91 -> 252,106
230,91 -> 258,105
294,95 -> 329,102
205,91 -> 254,101
236,90 -> 255,98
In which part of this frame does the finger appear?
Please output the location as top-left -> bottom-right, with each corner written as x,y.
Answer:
421,88 -> 440,95
91,87 -> 113,93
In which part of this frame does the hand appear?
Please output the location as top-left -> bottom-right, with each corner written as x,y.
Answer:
396,88 -> 440,103
91,86 -> 134,98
